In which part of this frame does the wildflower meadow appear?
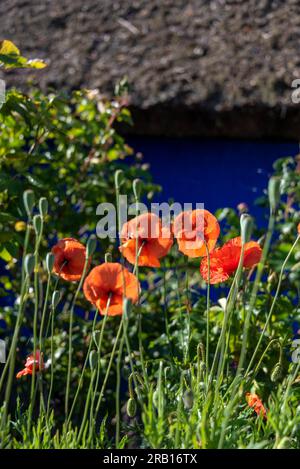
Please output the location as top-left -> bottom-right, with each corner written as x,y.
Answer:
1,40 -> 300,452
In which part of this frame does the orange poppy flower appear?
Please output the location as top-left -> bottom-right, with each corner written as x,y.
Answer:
16,350 -> 44,379
173,209 -> 220,258
298,223 -> 300,235
200,236 -> 262,284
83,262 -> 139,316
52,238 -> 88,281
246,393 -> 267,419
119,213 -> 173,268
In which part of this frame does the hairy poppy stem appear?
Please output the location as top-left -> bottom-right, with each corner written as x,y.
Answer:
67,309 -> 99,424
94,318 -> 124,418
65,256 -> 90,419
0,218 -> 32,398
204,243 -> 211,387
245,235 -> 300,376
46,305 -> 56,419
215,245 -> 245,397
208,245 -> 244,388
0,276 -> 30,429
237,214 -> 275,375
115,329 -> 125,447
28,216 -> 44,432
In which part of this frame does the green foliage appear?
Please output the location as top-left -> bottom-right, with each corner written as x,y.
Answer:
0,40 -> 46,70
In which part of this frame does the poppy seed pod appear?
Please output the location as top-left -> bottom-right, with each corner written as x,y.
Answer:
114,169 -> 124,189
23,190 -> 35,218
33,214 -> 42,236
46,252 -> 55,274
268,177 -> 281,214
183,390 -> 194,410
52,290 -> 60,309
86,235 -> 97,258
126,397 -> 137,418
24,254 -> 35,276
271,362 -> 282,382
240,214 -> 253,245
39,197 -> 48,218
133,178 -> 142,200
89,350 -> 98,370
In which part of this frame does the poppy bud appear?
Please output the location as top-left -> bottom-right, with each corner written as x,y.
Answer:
46,252 -> 55,274
183,390 -> 194,410
133,179 -> 142,200
268,177 -> 281,214
240,214 -> 253,245
89,350 -> 98,370
114,169 -> 124,189
197,342 -> 205,362
24,254 -> 35,276
23,190 -> 35,218
271,362 -> 282,382
198,361 -> 206,380
123,298 -> 132,320
86,235 -> 97,258
39,197 -> 48,218
126,397 -> 137,418
104,252 -> 112,263
33,214 -> 42,236
52,290 -> 60,309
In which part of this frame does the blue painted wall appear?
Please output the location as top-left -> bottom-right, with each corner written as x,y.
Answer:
129,138 -> 299,227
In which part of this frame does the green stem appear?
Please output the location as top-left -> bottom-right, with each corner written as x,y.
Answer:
94,318 -> 124,417
67,308 -> 99,425
204,243 -> 211,386
28,221 -> 44,432
245,235 -> 299,376
46,306 -> 56,419
115,330 -> 125,447
209,245 -> 245,388
88,301 -> 111,430
65,256 -> 90,418
0,276 -> 30,427
237,214 -> 275,375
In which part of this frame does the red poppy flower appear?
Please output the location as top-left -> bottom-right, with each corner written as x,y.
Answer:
16,350 -> 44,379
200,236 -> 262,284
52,238 -> 88,281
83,262 -> 139,316
246,393 -> 267,419
119,213 -> 173,268
173,209 -> 220,258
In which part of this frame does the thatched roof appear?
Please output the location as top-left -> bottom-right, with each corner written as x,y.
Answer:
1,0 -> 300,138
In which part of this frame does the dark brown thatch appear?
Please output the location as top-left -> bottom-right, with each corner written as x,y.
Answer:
1,0 -> 300,138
